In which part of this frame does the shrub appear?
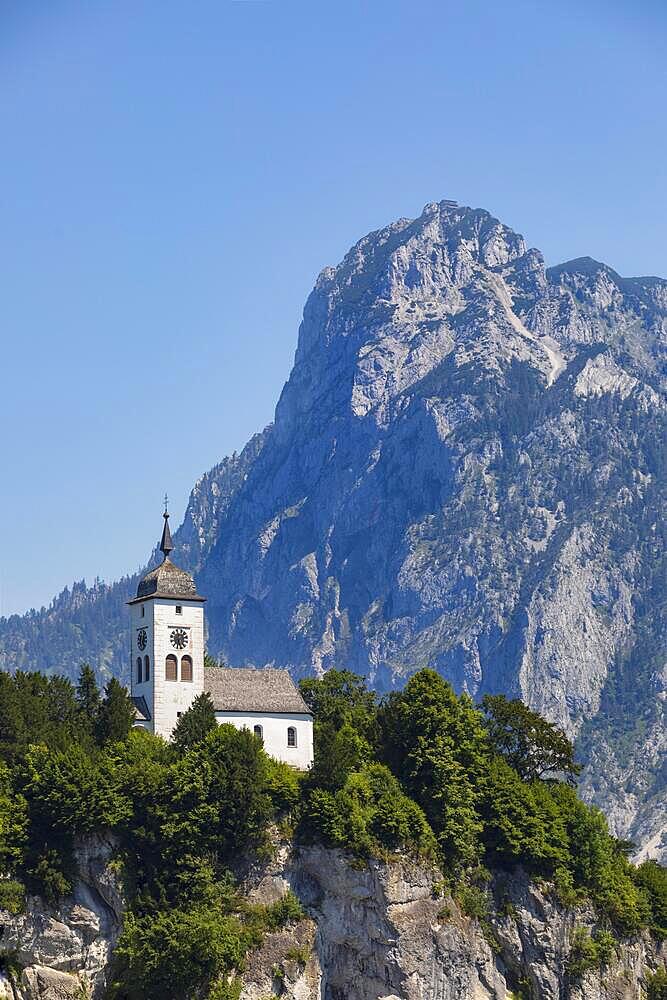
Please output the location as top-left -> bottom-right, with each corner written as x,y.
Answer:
263,891 -> 305,930
285,944 -> 310,965
265,757 -> 302,816
111,905 -> 253,1000
567,927 -> 616,979
0,878 -> 25,914
567,928 -> 598,978
644,967 -> 667,1000
456,884 -> 490,920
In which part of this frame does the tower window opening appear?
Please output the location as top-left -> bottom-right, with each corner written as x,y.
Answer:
287,726 -> 297,748
180,655 -> 193,683
144,655 -> 150,682
165,655 -> 178,681
141,606 -> 145,618
253,724 -> 263,743
175,605 -> 182,615
136,657 -> 142,684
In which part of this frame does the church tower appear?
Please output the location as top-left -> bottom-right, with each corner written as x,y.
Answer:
128,505 -> 206,738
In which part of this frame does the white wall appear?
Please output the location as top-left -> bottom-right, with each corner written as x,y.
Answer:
215,711 -> 313,770
130,597 -> 205,739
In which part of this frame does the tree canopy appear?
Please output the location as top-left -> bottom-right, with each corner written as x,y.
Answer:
0,664 -> 664,999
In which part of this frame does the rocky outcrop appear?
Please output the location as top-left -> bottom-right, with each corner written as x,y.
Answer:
0,838 -> 123,1000
1,842 -> 664,1000
240,843 -> 665,1000
0,201 -> 664,860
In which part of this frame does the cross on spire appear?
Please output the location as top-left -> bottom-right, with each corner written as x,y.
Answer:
159,496 -> 174,558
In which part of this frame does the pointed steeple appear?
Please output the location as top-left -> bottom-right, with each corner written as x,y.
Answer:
160,495 -> 174,559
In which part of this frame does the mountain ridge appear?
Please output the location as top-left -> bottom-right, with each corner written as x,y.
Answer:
1,199 -> 665,859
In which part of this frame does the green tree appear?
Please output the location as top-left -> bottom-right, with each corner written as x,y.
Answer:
76,663 -> 101,721
307,721 -> 374,792
0,671 -> 25,761
551,783 -> 649,934
481,694 -> 580,782
111,904 -> 251,1000
0,672 -> 81,759
635,860 -> 667,939
379,670 -> 490,788
18,742 -> 130,900
377,670 -> 490,871
0,760 -> 27,876
303,763 -> 436,860
299,669 -> 378,742
97,678 -> 136,745
160,725 -> 273,867
407,732 -> 483,871
481,758 -> 561,868
172,693 -> 217,753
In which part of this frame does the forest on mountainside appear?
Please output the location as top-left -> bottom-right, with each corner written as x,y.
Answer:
0,666 -> 665,999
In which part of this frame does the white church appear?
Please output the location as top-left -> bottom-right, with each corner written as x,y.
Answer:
128,508 -> 314,770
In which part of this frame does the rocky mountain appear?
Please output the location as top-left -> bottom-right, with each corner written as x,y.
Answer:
1,201 -> 665,857
1,837 -> 665,1000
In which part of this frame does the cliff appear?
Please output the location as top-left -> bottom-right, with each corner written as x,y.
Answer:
1,839 -> 664,1000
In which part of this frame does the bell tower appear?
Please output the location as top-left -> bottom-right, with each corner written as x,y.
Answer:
128,501 -> 206,738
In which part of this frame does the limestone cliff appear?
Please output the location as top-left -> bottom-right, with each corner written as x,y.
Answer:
0,838 -> 123,1000
1,840 -> 664,1000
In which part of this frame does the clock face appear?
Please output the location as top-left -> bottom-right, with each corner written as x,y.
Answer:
137,629 -> 147,651
170,628 -> 188,650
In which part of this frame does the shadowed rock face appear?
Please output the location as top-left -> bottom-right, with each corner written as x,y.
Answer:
0,201 -> 665,858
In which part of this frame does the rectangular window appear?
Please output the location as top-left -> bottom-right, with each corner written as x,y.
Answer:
175,606 -> 182,615
141,606 -> 145,618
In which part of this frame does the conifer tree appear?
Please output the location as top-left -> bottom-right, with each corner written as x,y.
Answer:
76,664 -> 100,725
96,678 -> 135,745
172,692 -> 217,753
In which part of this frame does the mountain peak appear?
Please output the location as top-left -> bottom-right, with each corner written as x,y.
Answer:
1,202 -> 665,862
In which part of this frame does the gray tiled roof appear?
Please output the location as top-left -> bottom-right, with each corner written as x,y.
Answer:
129,557 -> 205,604
204,666 -> 311,715
131,695 -> 151,721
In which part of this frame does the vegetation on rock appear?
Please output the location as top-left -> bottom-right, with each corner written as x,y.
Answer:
0,664 -> 665,999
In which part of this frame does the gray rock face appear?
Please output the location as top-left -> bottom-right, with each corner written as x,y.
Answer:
1,842 -> 664,1000
239,843 -> 665,1000
0,837 -> 123,1000
0,201 -> 664,857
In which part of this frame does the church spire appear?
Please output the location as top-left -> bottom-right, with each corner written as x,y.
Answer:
160,494 -> 174,559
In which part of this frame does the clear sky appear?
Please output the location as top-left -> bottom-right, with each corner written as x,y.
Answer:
1,0 -> 665,616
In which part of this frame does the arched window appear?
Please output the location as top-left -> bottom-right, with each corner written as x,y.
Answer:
287,726 -> 297,748
253,724 -> 263,743
165,655 -> 178,681
136,657 -> 142,684
181,655 -> 193,682
144,655 -> 150,682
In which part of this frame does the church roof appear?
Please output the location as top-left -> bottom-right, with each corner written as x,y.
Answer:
130,557 -> 205,603
204,666 -> 311,715
128,508 -> 205,604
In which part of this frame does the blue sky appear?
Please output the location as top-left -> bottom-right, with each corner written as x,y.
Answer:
1,0 -> 665,616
